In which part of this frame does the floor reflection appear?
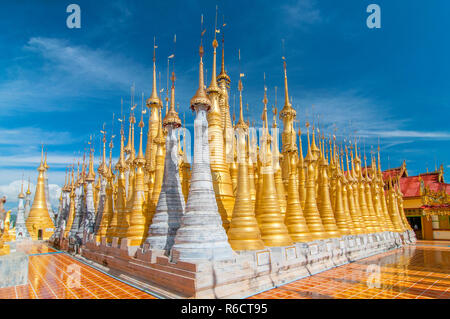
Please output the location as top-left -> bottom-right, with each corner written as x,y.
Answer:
0,242 -> 156,299
250,242 -> 450,299
1,241 -> 448,299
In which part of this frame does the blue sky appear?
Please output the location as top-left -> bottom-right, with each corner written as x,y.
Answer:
1,0 -> 450,211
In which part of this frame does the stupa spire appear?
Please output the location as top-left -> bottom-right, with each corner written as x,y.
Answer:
122,100 -> 147,246
64,166 -> 76,238
206,16 -> 234,228
255,83 -> 292,247
297,128 -> 307,210
279,57 -> 298,190
99,128 -> 108,176
271,101 -> 287,216
317,147 -> 341,238
301,125 -> 326,240
332,148 -> 352,236
228,77 -> 264,250
86,146 -> 95,182
207,6 -> 220,93
26,176 -> 31,195
217,17 -> 232,153
83,140 -> 97,236
15,174 -> 30,241
148,37 -> 162,107
146,41 -> 162,175
44,152 -> 49,170
363,154 -> 381,232
19,175 -> 24,199
146,61 -> 185,251
344,146 -> 366,234
148,108 -> 166,225
190,17 -> 211,111
282,59 -> 292,111
136,105 -> 145,162
284,152 -> 311,242
217,15 -> 230,84
171,15 -> 234,262
113,122 -> 128,240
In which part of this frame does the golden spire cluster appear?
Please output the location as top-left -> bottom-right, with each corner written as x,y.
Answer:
43,11 -> 413,258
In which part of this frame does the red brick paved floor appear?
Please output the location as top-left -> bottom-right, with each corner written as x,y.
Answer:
249,241 -> 450,299
1,240 -> 449,299
0,242 -> 156,299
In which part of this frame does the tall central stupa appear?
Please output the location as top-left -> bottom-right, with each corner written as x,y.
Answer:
170,35 -> 234,263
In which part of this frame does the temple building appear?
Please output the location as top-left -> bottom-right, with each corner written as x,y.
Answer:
383,162 -> 450,240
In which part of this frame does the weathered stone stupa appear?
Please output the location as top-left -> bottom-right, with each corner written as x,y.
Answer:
15,178 -> 30,241
170,38 -> 234,263
145,69 -> 185,252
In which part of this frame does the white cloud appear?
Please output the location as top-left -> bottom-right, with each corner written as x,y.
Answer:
0,37 -> 151,116
0,168 -> 66,188
290,90 -> 400,136
281,0 -> 322,28
25,37 -> 149,90
0,127 -> 76,146
0,153 -> 79,168
358,129 -> 450,139
0,179 -> 61,214
264,90 -> 450,147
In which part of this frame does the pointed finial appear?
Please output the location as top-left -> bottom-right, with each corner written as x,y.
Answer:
38,144 -> 45,171
282,57 -> 291,109
190,14 -> 211,111
18,173 -> 25,198
147,37 -> 161,108
44,151 -> 49,170
262,82 -> 269,132
86,145 -> 96,182
272,105 -> 278,128
305,122 -> 314,162
107,135 -> 114,178
214,5 -> 218,41
136,107 -> 145,161
153,36 -> 156,63
218,14 -> 230,84
24,175 -> 32,197
377,140 -> 382,175
236,73 -> 247,130
163,67 -> 181,128
207,8 -> 220,93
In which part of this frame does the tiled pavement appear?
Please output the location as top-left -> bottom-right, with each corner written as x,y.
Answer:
0,240 -> 448,299
0,242 -> 156,299
249,241 -> 450,299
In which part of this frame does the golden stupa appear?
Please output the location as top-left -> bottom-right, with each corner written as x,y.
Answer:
255,85 -> 293,247
207,35 -> 234,230
26,146 -> 55,240
35,15 -> 418,278
227,77 -> 265,251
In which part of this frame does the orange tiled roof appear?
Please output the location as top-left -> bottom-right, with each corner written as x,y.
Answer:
399,176 -> 421,197
382,167 -> 408,180
397,172 -> 450,198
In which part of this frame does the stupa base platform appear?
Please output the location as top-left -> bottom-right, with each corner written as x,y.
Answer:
79,231 -> 414,298
0,251 -> 28,288
51,232 -> 88,253
50,234 -> 84,254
